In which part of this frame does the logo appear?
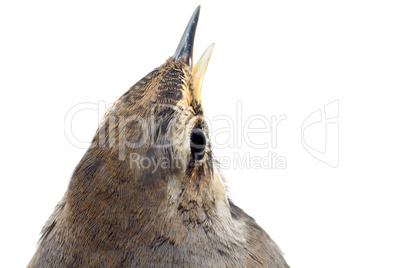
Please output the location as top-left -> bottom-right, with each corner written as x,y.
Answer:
301,100 -> 339,167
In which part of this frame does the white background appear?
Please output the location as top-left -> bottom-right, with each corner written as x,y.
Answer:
1,1 -> 401,267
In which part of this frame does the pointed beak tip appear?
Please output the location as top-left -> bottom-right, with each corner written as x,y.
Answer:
207,43 -> 215,52
173,6 -> 202,68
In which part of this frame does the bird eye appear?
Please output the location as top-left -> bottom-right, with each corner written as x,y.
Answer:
190,126 -> 206,161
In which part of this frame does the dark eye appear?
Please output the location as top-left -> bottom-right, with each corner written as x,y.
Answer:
190,126 -> 206,161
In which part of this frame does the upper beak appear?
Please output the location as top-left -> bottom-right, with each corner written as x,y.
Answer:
173,5 -> 214,102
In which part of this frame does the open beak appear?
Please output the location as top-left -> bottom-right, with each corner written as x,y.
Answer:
173,5 -> 214,103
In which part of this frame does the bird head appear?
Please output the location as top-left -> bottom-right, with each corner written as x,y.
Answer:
68,6 -> 228,233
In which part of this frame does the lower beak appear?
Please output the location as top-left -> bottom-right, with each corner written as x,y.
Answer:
192,43 -> 215,102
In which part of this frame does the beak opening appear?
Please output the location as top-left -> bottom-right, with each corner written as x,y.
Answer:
173,6 -> 214,103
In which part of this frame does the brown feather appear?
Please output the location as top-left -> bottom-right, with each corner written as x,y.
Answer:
28,56 -> 289,267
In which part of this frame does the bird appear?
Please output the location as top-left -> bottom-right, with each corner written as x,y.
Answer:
28,6 -> 289,268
